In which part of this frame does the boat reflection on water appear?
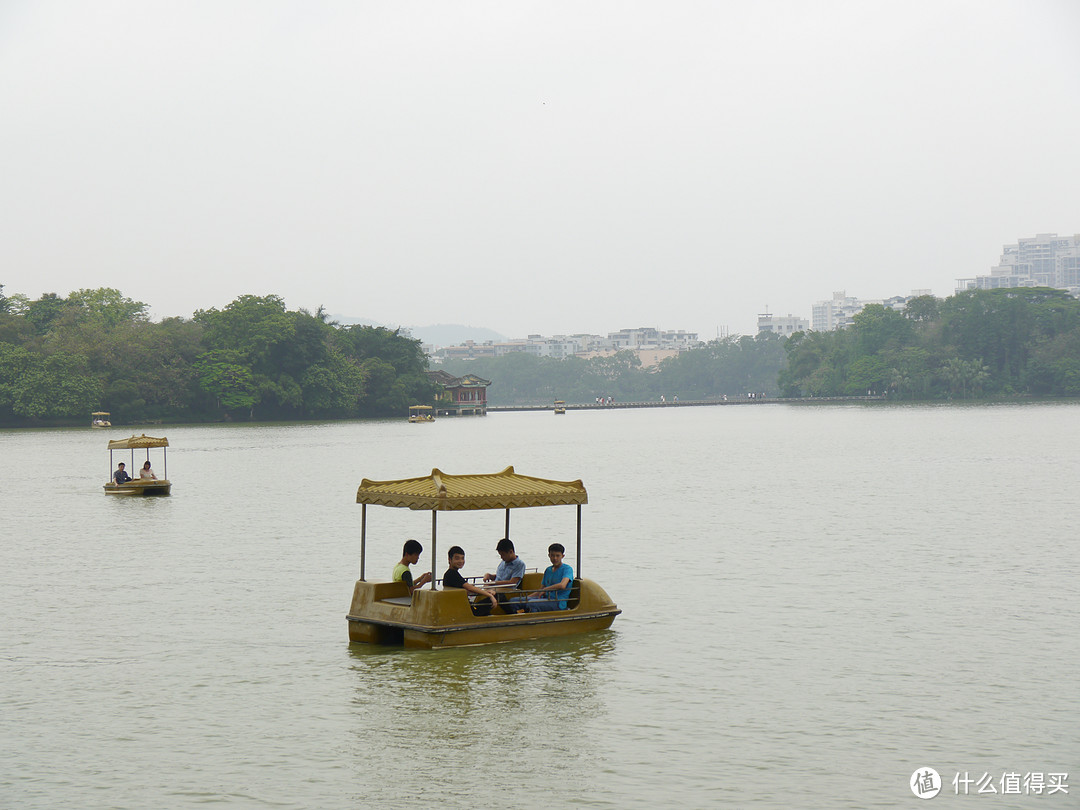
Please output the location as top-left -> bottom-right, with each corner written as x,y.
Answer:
344,631 -> 617,780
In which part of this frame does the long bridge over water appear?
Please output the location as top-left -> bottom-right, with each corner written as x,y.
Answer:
487,395 -> 884,413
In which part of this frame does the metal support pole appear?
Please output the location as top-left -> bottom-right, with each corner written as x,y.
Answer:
360,504 -> 367,581
576,504 -> 582,579
504,508 -> 510,539
430,510 -> 438,589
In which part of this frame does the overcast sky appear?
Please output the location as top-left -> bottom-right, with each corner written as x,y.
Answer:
1,1 -> 1078,338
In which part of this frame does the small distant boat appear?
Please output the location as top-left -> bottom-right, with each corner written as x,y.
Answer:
91,411 -> 112,428
347,466 -> 620,649
553,400 -> 566,415
408,405 -> 435,423
103,434 -> 172,496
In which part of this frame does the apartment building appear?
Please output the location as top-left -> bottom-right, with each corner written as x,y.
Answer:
757,312 -> 809,336
957,233 -> 1080,294
431,327 -> 701,363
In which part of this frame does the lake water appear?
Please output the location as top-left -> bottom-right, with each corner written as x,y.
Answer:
2,403 -> 1078,809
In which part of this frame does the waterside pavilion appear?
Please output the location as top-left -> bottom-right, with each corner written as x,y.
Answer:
426,370 -> 491,416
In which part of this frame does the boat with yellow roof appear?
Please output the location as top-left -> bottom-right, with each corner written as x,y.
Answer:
408,404 -> 435,422
103,434 -> 172,496
347,466 -> 620,648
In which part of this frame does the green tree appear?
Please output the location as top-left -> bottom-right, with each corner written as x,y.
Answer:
904,295 -> 941,323
0,348 -> 101,420
851,304 -> 913,357
843,355 -> 889,395
194,351 -> 258,414
25,293 -> 73,335
67,287 -> 148,328
301,352 -> 366,417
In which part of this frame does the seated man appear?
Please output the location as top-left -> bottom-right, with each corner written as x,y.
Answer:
483,537 -> 526,614
526,543 -> 574,612
442,546 -> 498,616
113,462 -> 132,484
392,539 -> 432,593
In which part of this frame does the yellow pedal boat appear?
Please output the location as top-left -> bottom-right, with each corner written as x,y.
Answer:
103,434 -> 172,496
347,466 -> 620,649
408,404 -> 435,422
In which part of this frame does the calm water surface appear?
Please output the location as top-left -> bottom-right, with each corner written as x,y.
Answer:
2,403 -> 1078,808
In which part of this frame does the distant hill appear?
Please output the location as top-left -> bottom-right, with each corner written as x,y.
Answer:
330,317 -> 505,348
408,324 -> 507,347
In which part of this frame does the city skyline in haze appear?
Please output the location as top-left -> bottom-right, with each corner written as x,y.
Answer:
1,1 -> 1078,338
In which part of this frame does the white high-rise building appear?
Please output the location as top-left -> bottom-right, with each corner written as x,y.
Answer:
811,291 -> 870,331
956,233 -> 1080,294
809,291 -> 930,331
757,311 -> 808,336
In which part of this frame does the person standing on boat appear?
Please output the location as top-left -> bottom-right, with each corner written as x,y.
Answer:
483,537 -> 526,614
139,461 -> 157,480
393,539 -> 432,592
442,546 -> 498,615
113,462 -> 132,484
526,543 -> 574,612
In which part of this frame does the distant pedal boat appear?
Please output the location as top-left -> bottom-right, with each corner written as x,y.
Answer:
347,466 -> 620,649
408,404 -> 435,422
103,434 -> 172,496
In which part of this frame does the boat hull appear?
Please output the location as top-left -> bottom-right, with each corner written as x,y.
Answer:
103,479 -> 172,496
347,575 -> 620,649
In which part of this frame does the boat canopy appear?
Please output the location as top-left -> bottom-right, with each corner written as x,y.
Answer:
409,405 -> 433,410
356,465 -> 587,511
108,434 -> 169,450
91,411 -> 111,417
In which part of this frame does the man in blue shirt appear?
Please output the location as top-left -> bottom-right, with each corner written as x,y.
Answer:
526,543 -> 574,612
483,537 -> 526,614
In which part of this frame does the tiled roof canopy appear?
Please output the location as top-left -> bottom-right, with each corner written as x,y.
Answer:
356,466 -> 587,511
107,434 -> 170,450
425,370 -> 492,387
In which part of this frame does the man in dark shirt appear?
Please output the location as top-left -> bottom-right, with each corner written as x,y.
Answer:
113,463 -> 132,484
443,546 -> 498,615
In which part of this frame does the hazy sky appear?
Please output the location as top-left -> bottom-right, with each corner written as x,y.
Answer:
1,1 -> 1078,338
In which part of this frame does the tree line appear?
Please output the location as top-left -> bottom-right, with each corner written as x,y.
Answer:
0,286 -> 436,425
440,288 -> 1080,405
3,284 -> 1077,426
779,288 -> 1080,398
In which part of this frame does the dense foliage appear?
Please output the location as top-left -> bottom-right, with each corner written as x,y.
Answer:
779,288 -> 1080,398
4,283 -> 1078,425
439,334 -> 789,406
0,286 -> 436,425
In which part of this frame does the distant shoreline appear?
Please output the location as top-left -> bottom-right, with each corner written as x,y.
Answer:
488,395 -> 885,412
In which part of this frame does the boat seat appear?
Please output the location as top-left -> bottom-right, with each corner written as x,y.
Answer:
565,580 -> 582,609
381,596 -> 413,606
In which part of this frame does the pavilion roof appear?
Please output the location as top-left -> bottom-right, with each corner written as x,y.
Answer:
356,466 -> 586,511
107,434 -> 169,450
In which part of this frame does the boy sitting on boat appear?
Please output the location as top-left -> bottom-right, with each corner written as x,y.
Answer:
526,543 -> 574,612
392,539 -> 432,593
442,546 -> 498,616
